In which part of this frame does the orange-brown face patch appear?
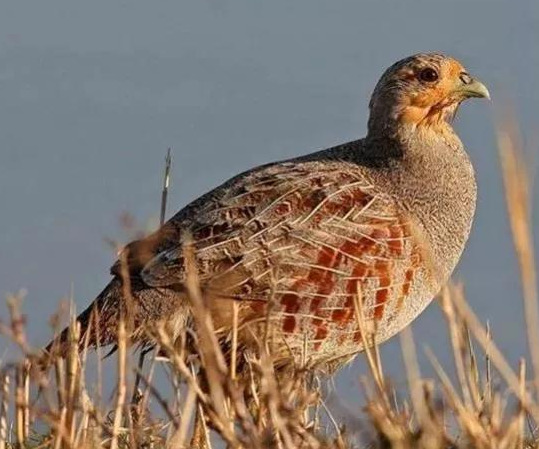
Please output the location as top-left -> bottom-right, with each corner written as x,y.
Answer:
398,58 -> 466,129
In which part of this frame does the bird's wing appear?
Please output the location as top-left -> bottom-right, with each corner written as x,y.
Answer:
136,159 -> 430,317
137,160 -> 346,288
109,160 -> 317,283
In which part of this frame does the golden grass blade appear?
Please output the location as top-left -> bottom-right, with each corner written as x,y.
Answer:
110,320 -> 127,449
497,113 -> 539,399
439,285 -> 473,409
399,326 -> 429,429
352,285 -> 386,399
0,372 -> 9,449
518,358 -> 527,449
450,283 -> 539,421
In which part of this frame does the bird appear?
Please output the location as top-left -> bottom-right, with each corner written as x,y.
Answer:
46,52 -> 489,374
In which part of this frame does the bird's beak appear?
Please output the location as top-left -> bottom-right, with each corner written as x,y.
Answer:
455,75 -> 491,100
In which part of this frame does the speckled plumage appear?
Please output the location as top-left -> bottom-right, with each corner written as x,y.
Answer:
47,53 -> 488,373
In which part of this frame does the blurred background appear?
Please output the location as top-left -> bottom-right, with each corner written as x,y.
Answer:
1,0 -> 537,422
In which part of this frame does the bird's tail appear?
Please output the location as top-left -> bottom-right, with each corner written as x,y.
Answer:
42,278 -> 124,363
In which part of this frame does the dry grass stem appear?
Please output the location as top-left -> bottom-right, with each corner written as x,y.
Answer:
497,115 -> 539,399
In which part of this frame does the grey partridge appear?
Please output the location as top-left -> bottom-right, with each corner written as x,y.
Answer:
47,53 -> 489,373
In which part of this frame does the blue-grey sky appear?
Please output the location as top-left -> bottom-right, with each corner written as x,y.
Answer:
1,0 -> 538,419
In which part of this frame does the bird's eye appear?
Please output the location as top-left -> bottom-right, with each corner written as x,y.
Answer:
418,67 -> 439,83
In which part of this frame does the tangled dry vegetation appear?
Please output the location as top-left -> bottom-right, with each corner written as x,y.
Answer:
0,120 -> 537,449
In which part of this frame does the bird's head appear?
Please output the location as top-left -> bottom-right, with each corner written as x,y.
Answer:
367,53 -> 489,138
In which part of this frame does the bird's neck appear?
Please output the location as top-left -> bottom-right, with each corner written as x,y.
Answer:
365,118 -> 457,153
367,98 -> 461,143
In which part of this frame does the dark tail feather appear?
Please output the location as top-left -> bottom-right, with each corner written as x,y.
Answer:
43,278 -> 124,362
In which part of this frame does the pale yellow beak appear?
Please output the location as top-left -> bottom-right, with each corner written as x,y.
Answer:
456,75 -> 490,100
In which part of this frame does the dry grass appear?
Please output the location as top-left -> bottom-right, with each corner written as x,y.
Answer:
0,124 -> 537,449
